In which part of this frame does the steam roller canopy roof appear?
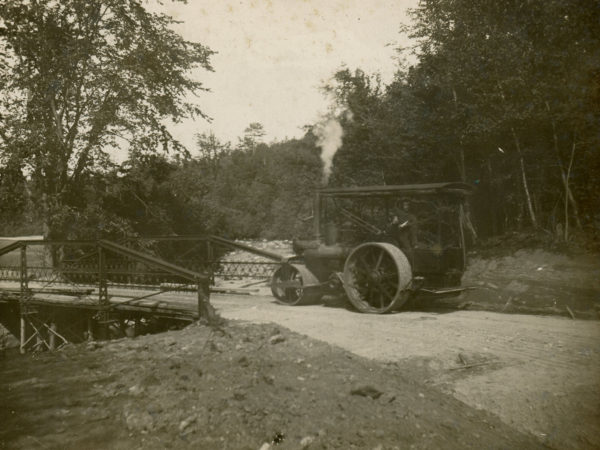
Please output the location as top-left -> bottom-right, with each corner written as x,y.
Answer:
317,182 -> 475,198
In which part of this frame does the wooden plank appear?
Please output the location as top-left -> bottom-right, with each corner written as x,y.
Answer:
0,287 -> 94,296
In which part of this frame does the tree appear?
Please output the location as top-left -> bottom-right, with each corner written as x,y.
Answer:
194,131 -> 321,239
0,0 -> 214,239
319,0 -> 599,241
0,155 -> 31,235
401,0 -> 600,236
322,69 -> 390,186
238,122 -> 266,153
195,131 -> 231,179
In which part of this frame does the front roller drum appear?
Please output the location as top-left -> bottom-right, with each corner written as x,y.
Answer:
270,264 -> 321,306
343,242 -> 412,314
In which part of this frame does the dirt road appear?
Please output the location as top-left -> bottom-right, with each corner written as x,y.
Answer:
212,293 -> 600,449
1,290 -> 597,449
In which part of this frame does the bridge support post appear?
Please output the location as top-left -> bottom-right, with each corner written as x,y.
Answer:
134,317 -> 141,336
97,245 -> 110,340
49,322 -> 56,350
87,316 -> 94,341
19,316 -> 25,354
98,245 -> 108,306
197,278 -> 216,323
206,240 -> 214,284
19,244 -> 28,354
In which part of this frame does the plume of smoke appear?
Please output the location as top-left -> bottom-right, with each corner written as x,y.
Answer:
315,118 -> 344,185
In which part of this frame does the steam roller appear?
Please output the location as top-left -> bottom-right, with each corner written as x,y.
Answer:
269,182 -> 475,314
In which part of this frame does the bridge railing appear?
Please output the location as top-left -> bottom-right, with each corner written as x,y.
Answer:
119,235 -> 285,281
0,234 -> 284,287
0,239 -> 210,287
0,239 -> 213,352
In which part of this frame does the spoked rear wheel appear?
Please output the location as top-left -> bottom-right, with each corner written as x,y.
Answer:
343,242 -> 412,314
270,264 -> 320,306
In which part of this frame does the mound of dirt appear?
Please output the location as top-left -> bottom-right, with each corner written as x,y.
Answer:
0,320 -> 544,449
457,248 -> 600,318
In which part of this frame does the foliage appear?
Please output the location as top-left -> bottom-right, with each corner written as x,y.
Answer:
1,0 -> 598,246
197,130 -> 322,239
0,158 -> 37,236
325,0 -> 600,241
322,69 -> 389,186
0,0 -> 213,239
238,122 -> 267,151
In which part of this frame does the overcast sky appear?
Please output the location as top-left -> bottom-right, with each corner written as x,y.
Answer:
151,0 -> 417,154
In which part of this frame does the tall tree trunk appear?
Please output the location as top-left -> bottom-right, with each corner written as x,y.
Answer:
41,193 -> 65,268
564,131 -> 577,242
546,101 -> 581,229
496,82 -> 537,229
486,159 -> 498,235
545,102 -> 582,230
453,146 -> 478,241
511,128 -> 537,228
452,87 -> 477,241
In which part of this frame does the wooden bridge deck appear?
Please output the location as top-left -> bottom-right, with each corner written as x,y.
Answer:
0,279 -> 206,352
0,280 -> 199,319
0,237 -> 277,351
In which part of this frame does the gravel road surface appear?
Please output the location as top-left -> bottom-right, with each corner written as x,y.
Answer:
212,292 -> 600,449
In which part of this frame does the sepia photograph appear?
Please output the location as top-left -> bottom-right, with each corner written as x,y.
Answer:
0,0 -> 599,448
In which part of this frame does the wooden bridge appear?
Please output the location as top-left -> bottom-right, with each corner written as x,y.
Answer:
0,237 -> 284,353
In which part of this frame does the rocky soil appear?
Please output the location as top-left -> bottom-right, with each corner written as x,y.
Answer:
1,320 -> 546,450
458,248 -> 600,318
1,245 -> 599,449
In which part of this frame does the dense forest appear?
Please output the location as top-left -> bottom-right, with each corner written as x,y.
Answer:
1,0 -> 599,247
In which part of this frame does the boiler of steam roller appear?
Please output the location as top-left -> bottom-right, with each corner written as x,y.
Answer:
270,182 -> 475,313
